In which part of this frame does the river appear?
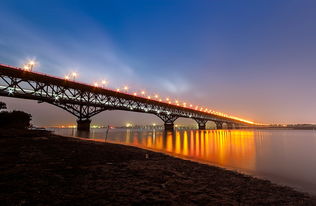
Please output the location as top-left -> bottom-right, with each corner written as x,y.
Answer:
51,128 -> 316,195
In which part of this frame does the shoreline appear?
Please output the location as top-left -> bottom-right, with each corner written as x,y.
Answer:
56,128 -> 316,196
0,129 -> 315,205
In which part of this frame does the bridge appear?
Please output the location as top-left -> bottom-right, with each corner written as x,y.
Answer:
0,63 -> 257,131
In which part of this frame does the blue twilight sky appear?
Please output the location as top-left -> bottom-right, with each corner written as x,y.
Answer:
0,0 -> 316,126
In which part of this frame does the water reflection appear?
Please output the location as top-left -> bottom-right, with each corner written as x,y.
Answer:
129,130 -> 257,170
71,129 -> 257,171
52,128 -> 316,194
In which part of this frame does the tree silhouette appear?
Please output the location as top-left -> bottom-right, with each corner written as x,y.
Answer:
0,108 -> 32,129
0,102 -> 6,111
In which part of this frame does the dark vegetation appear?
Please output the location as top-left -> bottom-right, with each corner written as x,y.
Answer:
0,101 -> 32,129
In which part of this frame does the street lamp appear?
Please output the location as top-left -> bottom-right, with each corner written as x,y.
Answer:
22,60 -> 37,71
101,80 -> 108,88
71,72 -> 77,81
23,65 -> 30,71
28,60 -> 35,71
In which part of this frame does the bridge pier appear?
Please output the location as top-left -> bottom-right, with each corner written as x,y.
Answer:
226,122 -> 234,129
77,119 -> 91,131
156,113 -> 178,131
164,123 -> 174,131
215,121 -> 223,129
194,118 -> 208,130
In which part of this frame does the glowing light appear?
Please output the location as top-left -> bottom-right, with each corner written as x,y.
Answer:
101,80 -> 107,85
124,86 -> 129,91
147,96 -> 151,99
141,91 -> 145,95
71,72 -> 77,81
133,92 -> 137,96
64,75 -> 70,80
8,88 -> 14,94
23,65 -> 30,71
116,88 -> 120,92
23,60 -> 37,71
94,82 -> 99,87
126,123 -> 132,127
154,94 -> 159,98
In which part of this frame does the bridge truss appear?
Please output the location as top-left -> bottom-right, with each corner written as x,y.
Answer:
0,64 -> 251,130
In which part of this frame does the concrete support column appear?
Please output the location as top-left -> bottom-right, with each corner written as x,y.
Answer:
215,122 -> 223,129
164,123 -> 174,131
156,113 -> 178,131
226,123 -> 233,129
198,124 -> 206,130
77,119 -> 91,131
194,118 -> 208,130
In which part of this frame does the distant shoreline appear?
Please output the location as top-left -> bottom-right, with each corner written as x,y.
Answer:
1,129 -> 315,205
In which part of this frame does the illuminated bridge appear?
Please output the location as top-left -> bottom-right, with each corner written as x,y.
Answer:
0,63 -> 257,130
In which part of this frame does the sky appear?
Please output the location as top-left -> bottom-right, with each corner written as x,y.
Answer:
0,0 -> 316,126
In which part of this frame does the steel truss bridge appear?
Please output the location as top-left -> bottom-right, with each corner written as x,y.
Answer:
0,64 -> 254,130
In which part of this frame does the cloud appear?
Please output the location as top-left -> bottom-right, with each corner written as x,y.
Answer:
159,77 -> 191,94
0,7 -> 138,89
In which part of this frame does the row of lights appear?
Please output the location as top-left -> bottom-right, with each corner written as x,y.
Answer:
64,72 -> 78,81
20,60 -> 255,125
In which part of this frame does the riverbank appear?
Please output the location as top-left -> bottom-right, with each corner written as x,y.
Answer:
0,129 -> 315,205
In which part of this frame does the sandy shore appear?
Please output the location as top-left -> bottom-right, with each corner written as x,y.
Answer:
0,129 -> 315,205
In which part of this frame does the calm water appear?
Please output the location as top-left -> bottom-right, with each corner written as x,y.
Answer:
52,128 -> 316,195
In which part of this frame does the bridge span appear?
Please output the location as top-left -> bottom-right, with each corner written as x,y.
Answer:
0,63 -> 256,130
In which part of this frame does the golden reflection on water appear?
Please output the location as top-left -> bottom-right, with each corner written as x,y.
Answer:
120,129 -> 256,170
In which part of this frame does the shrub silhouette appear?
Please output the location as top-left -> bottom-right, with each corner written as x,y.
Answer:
0,102 -> 6,111
0,110 -> 32,129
